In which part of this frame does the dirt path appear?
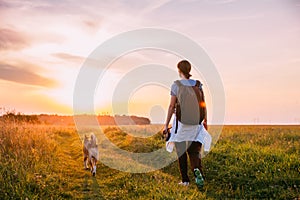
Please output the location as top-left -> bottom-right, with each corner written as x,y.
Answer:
55,130 -> 105,199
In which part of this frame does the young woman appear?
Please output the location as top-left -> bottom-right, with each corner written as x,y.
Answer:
164,60 -> 207,189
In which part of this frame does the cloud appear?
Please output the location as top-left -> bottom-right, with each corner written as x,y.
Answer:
212,0 -> 237,4
81,19 -> 103,34
204,13 -> 264,23
52,52 -> 85,63
133,0 -> 172,14
0,62 -> 58,87
0,26 -> 66,51
0,28 -> 30,50
0,0 -> 10,9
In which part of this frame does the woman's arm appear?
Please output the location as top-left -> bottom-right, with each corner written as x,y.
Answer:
201,89 -> 208,130
164,95 -> 177,131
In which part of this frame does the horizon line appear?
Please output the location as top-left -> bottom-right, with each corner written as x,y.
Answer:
1,112 -> 299,125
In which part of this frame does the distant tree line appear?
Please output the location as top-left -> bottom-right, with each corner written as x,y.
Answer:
0,110 -> 151,125
1,112 -> 40,124
98,115 -> 151,125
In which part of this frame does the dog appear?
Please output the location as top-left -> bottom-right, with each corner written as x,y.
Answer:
83,133 -> 99,176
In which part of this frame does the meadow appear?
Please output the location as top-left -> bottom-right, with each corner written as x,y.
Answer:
0,119 -> 299,199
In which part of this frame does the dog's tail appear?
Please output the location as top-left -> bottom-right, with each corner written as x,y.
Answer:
90,133 -> 97,146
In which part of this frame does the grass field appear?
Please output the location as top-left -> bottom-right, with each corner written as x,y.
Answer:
0,121 -> 299,199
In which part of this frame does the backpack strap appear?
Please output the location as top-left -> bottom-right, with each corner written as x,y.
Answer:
192,80 -> 201,102
174,80 -> 181,134
175,116 -> 179,134
174,80 -> 182,87
195,80 -> 206,124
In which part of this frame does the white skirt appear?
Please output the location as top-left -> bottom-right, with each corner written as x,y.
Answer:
166,116 -> 212,153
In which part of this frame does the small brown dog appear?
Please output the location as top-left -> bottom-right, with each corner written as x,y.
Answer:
83,133 -> 99,176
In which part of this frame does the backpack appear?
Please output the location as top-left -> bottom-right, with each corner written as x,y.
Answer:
175,80 -> 206,133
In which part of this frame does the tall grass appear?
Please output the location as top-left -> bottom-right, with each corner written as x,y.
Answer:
0,121 -> 58,199
204,125 -> 300,199
0,120 -> 83,199
0,121 -> 299,199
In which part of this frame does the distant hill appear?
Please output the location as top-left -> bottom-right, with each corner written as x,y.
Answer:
0,113 -> 151,126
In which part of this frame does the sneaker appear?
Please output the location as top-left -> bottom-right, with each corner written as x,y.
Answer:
194,168 -> 204,189
178,182 -> 189,186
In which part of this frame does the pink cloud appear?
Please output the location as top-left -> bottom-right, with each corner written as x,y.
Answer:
51,52 -> 85,63
0,62 -> 58,87
0,28 -> 30,50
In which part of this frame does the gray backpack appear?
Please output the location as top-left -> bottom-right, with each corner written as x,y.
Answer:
175,80 -> 206,133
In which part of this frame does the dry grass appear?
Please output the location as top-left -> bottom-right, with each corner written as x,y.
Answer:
0,121 -> 58,198
0,120 -> 299,199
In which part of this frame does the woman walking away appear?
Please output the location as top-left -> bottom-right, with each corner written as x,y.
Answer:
164,60 -> 208,189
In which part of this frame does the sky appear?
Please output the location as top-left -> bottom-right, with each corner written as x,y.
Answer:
0,0 -> 299,124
